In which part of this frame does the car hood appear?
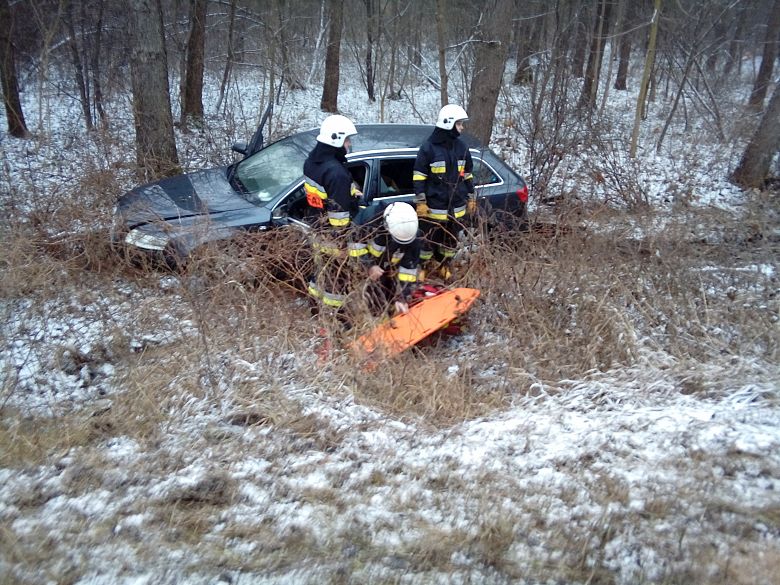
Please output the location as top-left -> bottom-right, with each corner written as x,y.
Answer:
119,167 -> 254,225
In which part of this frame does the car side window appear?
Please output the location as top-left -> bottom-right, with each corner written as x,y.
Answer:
378,159 -> 415,195
472,157 -> 501,186
348,163 -> 369,194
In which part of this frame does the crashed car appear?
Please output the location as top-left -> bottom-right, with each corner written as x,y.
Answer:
112,123 -> 529,265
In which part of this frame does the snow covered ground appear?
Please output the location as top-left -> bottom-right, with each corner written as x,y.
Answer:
1,65 -> 779,584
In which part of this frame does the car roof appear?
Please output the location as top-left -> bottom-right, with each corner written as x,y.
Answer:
281,124 -> 485,154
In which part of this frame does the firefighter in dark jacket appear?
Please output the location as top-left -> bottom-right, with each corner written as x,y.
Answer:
304,114 -> 366,311
413,104 -> 476,280
364,202 -> 422,316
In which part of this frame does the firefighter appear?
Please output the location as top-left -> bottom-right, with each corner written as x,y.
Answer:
304,115 -> 366,312
364,202 -> 422,316
413,104 -> 477,280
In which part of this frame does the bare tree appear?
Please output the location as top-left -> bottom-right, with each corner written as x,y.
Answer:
215,0 -> 237,114
364,0 -> 378,102
0,0 -> 29,138
521,1 -> 587,200
512,2 -> 540,86
748,0 -> 780,109
320,0 -> 343,112
435,0 -> 448,105
579,0 -> 612,110
378,0 -> 405,121
570,2 -> 590,78
65,0 -> 92,131
129,0 -> 180,180
467,0 -> 513,145
90,0 -> 107,127
630,0 -> 661,158
274,0 -> 305,90
731,85 -> 780,188
723,2 -> 747,78
181,0 -> 207,127
614,0 -> 633,90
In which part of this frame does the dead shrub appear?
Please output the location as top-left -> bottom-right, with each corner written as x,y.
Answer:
0,224 -> 65,298
349,355 -> 509,428
584,136 -> 649,209
181,227 -> 313,295
452,201 -> 779,389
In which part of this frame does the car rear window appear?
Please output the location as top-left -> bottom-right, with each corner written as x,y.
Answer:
472,158 -> 501,185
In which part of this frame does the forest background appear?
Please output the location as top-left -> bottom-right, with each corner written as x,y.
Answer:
1,1 -> 779,584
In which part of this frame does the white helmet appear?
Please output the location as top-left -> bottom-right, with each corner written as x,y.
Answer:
317,114 -> 357,147
436,104 -> 468,130
383,202 -> 418,244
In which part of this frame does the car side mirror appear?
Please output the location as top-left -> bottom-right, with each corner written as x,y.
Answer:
232,141 -> 248,156
272,207 -> 287,222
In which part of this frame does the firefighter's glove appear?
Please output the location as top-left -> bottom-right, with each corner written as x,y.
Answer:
394,300 -> 410,315
467,198 -> 478,215
416,202 -> 430,218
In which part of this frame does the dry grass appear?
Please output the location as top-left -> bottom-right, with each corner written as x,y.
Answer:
1,154 -> 778,584
0,408 -> 95,468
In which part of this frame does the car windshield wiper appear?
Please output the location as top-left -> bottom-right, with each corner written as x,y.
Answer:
227,163 -> 247,194
227,161 -> 239,183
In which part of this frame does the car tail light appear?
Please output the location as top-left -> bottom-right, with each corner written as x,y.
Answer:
516,185 -> 529,203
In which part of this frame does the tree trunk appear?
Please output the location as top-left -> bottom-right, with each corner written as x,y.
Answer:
215,0 -> 237,114
275,0 -> 305,90
91,0 -> 107,126
435,0 -> 448,106
731,86 -> 780,188
579,0 -> 612,110
615,31 -> 631,90
65,0 -> 92,130
129,0 -> 180,180
0,0 -> 29,138
363,0 -> 378,102
748,0 -> 780,110
320,0 -> 342,112
409,2 -> 422,68
723,4 -> 745,78
467,0 -> 513,145
614,0 -> 632,90
181,0 -> 207,126
379,0 -> 401,120
630,0 -> 661,158
512,6 -> 535,85
570,4 -> 589,78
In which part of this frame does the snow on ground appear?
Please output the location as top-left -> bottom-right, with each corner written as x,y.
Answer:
1,64 -> 779,584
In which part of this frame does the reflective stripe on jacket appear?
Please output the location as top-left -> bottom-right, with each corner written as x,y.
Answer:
366,230 -> 422,295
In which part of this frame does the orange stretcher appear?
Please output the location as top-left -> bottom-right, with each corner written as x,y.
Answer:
351,287 -> 480,360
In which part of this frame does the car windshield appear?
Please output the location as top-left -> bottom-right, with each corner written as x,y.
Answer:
234,139 -> 308,204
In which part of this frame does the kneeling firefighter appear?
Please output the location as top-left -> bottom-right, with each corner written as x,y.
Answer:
364,202 -> 422,316
304,115 -> 366,312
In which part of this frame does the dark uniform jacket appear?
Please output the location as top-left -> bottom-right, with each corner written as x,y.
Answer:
304,142 -> 360,228
367,230 -> 421,281
413,127 -> 475,221
303,142 -> 366,258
